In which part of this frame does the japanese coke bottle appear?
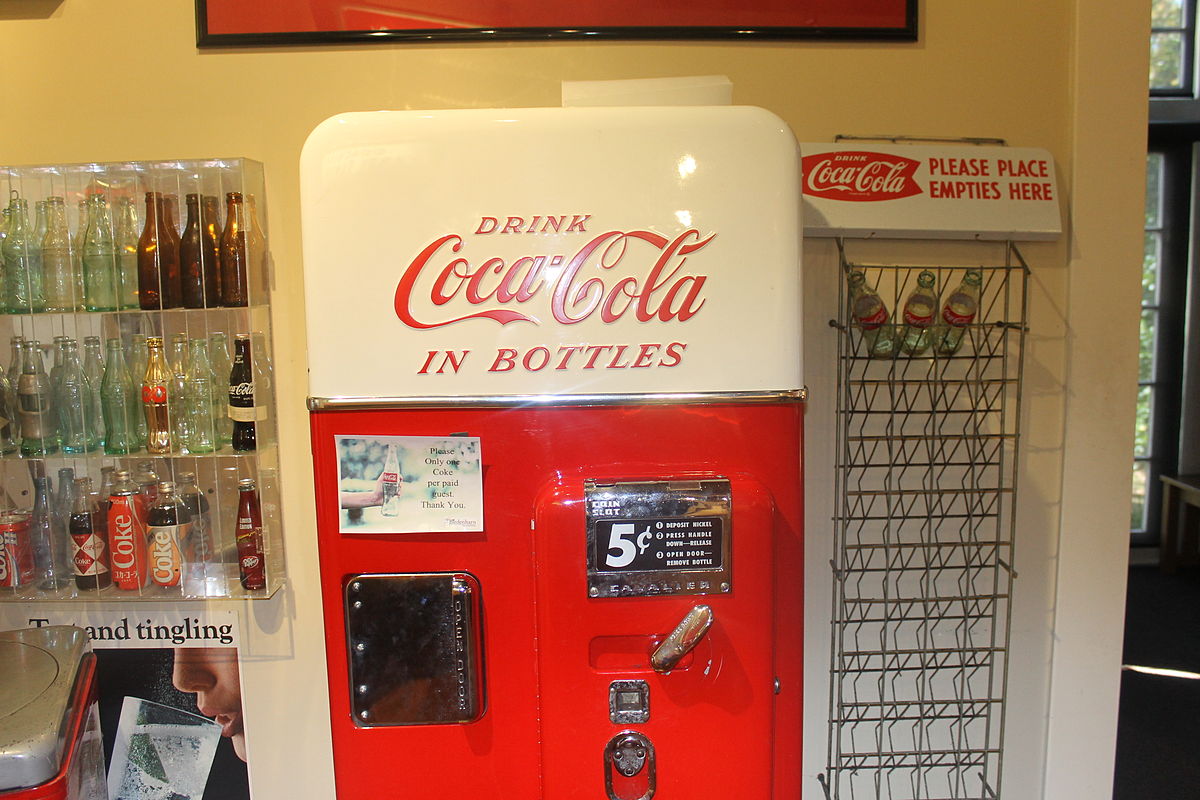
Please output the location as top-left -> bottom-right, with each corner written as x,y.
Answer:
228,335 -> 255,451
235,477 -> 265,591
108,469 -> 148,591
69,477 -> 110,591
147,481 -> 188,590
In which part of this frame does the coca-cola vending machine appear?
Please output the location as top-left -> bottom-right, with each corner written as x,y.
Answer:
300,106 -> 804,798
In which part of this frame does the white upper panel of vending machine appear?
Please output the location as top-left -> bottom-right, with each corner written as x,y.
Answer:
299,107 -> 802,401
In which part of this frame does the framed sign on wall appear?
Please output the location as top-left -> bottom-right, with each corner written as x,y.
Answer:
196,0 -> 918,46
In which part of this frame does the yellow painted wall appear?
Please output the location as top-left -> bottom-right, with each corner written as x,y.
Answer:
0,1 -> 1147,797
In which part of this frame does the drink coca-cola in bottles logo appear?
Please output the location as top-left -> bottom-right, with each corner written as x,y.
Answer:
802,151 -> 923,202
392,214 -> 712,377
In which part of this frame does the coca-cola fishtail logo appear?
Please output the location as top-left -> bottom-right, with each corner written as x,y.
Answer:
394,228 -> 713,329
803,151 -> 923,202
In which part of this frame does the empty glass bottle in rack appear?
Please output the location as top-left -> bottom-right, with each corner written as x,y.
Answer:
4,198 -> 45,314
0,364 -> 17,455
113,196 -> 140,310
220,192 -> 249,307
183,338 -> 219,454
202,195 -> 223,302
180,193 -> 219,308
899,270 -> 939,356
138,192 -> 181,309
846,270 -> 895,359
41,196 -> 76,313
101,338 -> 140,456
18,340 -> 56,457
933,269 -> 984,356
168,334 -> 191,453
82,194 -> 118,312
56,339 -> 100,454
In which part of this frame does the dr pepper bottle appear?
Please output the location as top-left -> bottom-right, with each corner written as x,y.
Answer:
235,477 -> 265,591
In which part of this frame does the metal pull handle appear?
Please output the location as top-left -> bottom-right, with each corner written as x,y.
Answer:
650,604 -> 713,673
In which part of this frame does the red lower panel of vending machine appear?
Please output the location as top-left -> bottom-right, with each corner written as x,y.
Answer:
310,401 -> 803,799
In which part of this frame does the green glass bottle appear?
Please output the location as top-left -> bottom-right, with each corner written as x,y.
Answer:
17,340 -> 56,457
100,338 -> 139,455
3,198 -> 45,313
183,338 -> 218,453
82,195 -> 117,312
41,197 -> 75,313
55,340 -> 98,454
113,197 -> 140,310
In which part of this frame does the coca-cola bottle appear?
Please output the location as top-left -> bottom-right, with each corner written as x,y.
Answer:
147,481 -> 188,590
108,469 -> 147,591
141,336 -> 171,454
380,442 -> 401,517
899,270 -> 939,356
933,269 -> 984,356
229,335 -> 255,451
846,270 -> 895,359
70,477 -> 110,591
235,477 -> 265,591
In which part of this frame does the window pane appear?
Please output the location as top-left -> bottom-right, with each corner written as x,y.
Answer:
1135,385 -> 1154,457
1150,32 -> 1186,90
1141,310 -> 1159,381
1152,0 -> 1185,28
1131,461 -> 1150,531
1144,232 -> 1161,304
1146,154 -> 1163,228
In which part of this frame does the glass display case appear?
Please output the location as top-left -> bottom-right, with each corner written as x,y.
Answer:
0,158 -> 283,602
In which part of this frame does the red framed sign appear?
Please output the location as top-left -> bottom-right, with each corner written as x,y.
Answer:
196,0 -> 917,46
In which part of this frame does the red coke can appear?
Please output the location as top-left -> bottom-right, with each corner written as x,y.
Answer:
0,511 -> 34,589
108,470 -> 148,591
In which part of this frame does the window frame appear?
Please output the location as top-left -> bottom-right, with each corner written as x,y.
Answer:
1134,129 -> 1193,545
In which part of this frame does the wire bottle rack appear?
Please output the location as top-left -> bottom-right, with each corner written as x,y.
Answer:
821,241 -> 1029,800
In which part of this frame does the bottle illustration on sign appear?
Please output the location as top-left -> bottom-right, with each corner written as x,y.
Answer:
380,443 -> 401,517
899,270 -> 939,356
934,268 -> 984,356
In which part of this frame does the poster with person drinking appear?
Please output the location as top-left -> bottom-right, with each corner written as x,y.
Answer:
1,609 -> 251,800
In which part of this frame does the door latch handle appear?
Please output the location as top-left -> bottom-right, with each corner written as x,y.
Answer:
650,604 -> 713,673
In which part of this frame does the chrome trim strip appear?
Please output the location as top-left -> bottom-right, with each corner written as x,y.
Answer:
308,388 -> 807,410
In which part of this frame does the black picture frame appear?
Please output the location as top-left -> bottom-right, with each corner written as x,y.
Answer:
195,0 -> 918,48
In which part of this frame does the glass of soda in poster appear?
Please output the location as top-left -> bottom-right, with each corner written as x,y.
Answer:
107,696 -> 221,800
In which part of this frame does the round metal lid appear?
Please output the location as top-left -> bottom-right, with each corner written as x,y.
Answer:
0,639 -> 59,721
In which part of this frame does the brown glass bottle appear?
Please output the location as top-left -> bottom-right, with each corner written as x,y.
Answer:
201,195 -> 223,304
219,192 -> 249,307
137,192 -> 182,309
180,194 -> 219,308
